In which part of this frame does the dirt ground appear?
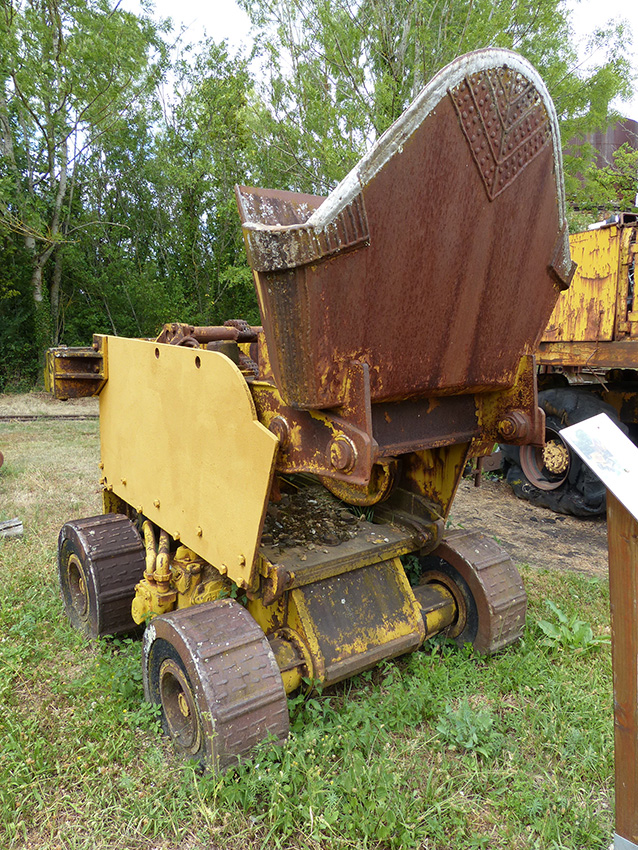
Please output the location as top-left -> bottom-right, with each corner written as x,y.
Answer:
450,473 -> 609,579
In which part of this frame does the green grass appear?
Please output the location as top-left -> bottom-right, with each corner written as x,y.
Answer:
0,397 -> 615,849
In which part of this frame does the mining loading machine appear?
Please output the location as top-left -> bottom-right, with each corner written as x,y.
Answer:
502,214 -> 638,515
46,49 -> 573,770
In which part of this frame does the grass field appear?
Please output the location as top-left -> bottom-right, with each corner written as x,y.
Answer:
0,395 -> 615,850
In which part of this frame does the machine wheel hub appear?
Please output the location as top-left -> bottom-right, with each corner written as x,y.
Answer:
542,439 -> 570,475
421,570 -> 467,639
519,426 -> 571,491
67,554 -> 89,619
159,658 -> 201,754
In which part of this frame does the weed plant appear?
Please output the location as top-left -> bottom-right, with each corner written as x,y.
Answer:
0,397 -> 614,849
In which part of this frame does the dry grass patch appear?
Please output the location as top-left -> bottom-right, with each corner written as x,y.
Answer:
0,391 -> 98,417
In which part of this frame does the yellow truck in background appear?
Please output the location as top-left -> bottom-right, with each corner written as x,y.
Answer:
502,213 -> 638,515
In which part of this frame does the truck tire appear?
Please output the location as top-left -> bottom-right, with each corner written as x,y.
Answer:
501,388 -> 624,516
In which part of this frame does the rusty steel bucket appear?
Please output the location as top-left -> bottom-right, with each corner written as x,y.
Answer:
237,49 -> 573,411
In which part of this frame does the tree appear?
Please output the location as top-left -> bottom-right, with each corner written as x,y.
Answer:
239,0 -> 633,195
567,142 -> 638,222
152,39 -> 259,326
0,0 -> 166,360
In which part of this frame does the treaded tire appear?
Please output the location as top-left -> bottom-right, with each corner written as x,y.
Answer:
501,388 -> 625,516
58,514 -> 145,638
419,529 -> 526,654
143,600 -> 290,772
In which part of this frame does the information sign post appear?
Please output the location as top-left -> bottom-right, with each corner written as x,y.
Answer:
562,413 -> 638,850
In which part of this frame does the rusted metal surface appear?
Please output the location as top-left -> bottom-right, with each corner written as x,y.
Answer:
607,493 -> 638,846
537,339 -> 638,369
543,219 -> 638,345
143,599 -> 289,770
477,354 -> 544,447
423,529 -> 527,654
237,186 -> 369,273
46,47 -> 566,774
252,351 -> 543,488
289,558 -> 425,686
45,341 -> 106,399
251,380 -> 377,485
235,185 -> 325,227
399,443 -> 472,522
156,322 -> 260,345
58,514 -> 145,637
319,458 -> 399,506
237,50 -> 569,412
372,487 -> 445,551
258,512 -> 429,592
544,225 -> 622,342
449,65 -> 552,201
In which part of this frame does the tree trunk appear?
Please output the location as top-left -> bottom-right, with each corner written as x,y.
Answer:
30,250 -> 53,378
51,249 -> 63,345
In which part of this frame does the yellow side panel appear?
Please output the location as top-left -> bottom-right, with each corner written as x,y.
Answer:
543,227 -> 620,343
99,336 -> 278,587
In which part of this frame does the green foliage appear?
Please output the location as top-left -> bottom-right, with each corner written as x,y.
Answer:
401,552 -> 422,585
0,238 -> 38,391
151,40 -> 258,326
436,698 -> 503,758
567,142 -> 638,218
0,0 -> 169,377
536,599 -> 611,653
0,0 -> 634,384
240,0 -> 633,193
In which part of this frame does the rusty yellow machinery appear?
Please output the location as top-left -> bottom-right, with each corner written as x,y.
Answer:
503,214 -> 638,515
46,49 -> 573,771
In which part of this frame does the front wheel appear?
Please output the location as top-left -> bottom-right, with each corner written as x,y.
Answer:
143,600 -> 290,771
501,388 -> 625,516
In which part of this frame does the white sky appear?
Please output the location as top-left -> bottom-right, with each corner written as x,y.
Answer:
121,0 -> 638,118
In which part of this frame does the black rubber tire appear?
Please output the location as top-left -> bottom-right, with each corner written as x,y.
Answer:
501,388 -> 626,516
58,514 -> 145,638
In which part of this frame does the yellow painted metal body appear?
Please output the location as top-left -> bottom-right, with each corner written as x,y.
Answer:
46,317 -> 545,693
539,220 -> 638,369
248,555 -> 426,689
544,225 -> 622,342
45,315 -> 548,698
98,335 -> 278,590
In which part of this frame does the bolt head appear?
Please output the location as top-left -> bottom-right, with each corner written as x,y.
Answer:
328,436 -> 357,472
269,416 -> 290,449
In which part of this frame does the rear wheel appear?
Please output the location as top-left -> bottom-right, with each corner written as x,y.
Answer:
143,600 -> 289,771
501,388 -> 625,516
58,514 -> 145,638
418,529 -> 526,654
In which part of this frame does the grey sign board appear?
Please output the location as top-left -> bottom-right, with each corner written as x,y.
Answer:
561,413 -> 638,522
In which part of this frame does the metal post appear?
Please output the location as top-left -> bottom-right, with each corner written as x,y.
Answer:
607,492 -> 638,850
